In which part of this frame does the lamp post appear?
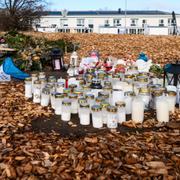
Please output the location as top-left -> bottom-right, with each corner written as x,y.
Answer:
125,0 -> 127,34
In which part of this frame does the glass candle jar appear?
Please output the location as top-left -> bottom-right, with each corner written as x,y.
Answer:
98,91 -> 110,102
79,103 -> 90,125
33,80 -> 41,103
39,72 -> 46,79
69,84 -> 78,92
69,93 -> 78,114
85,93 -> 95,108
90,79 -> 103,98
166,91 -> 177,113
156,97 -> 169,123
31,73 -> 38,93
104,81 -> 112,87
138,87 -> 150,110
100,101 -> 110,124
63,88 -> 71,100
124,74 -> 134,84
40,78 -> 47,92
78,98 -> 88,117
112,74 -> 121,89
107,106 -> 118,129
55,93 -> 64,115
61,100 -> 72,121
50,92 -> 57,109
115,101 -> 126,124
82,85 -> 91,96
74,88 -> 84,99
124,91 -> 134,115
132,98 -> 144,123
48,76 -> 56,83
136,76 -> 149,88
25,77 -> 32,98
103,85 -> 112,103
91,105 -> 103,128
95,96 -> 106,106
56,82 -> 64,93
112,89 -> 124,106
41,88 -> 50,107
151,90 -> 164,109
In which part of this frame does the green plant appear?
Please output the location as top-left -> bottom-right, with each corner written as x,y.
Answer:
149,64 -> 164,78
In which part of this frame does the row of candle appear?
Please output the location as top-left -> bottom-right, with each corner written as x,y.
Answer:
24,71 -> 178,128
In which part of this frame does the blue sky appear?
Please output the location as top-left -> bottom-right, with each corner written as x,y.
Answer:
47,0 -> 180,13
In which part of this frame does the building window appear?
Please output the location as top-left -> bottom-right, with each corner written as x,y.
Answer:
129,29 -> 137,34
114,19 -> 121,26
51,24 -> 57,28
131,19 -> 138,26
77,19 -> 85,26
60,19 -> 68,27
104,20 -> 110,27
159,19 -> 164,27
168,18 -> 175,26
142,19 -> 147,27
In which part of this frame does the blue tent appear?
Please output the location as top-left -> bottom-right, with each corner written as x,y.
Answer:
3,57 -> 29,80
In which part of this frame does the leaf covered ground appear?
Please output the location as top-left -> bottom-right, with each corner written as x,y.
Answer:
0,82 -> 180,179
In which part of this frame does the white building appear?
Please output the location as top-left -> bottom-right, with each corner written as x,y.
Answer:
35,9 -> 180,35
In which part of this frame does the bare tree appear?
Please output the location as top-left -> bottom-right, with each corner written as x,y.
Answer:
0,0 -> 47,31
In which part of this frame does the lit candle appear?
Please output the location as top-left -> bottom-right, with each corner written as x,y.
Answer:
132,98 -> 144,123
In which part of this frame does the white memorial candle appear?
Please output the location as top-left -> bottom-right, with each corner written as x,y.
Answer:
25,78 -> 32,98
156,98 -> 169,123
112,89 -> 124,106
91,105 -> 103,128
166,91 -> 176,113
41,88 -> 50,107
33,80 -> 41,103
79,104 -> 90,125
132,98 -> 144,123
124,91 -> 134,115
61,100 -> 71,121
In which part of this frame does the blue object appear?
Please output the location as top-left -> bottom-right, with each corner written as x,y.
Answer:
138,52 -> 148,62
3,57 -> 29,80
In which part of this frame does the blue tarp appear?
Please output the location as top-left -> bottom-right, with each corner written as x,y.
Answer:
3,57 -> 29,80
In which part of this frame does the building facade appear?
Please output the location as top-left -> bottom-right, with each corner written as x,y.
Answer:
35,9 -> 180,35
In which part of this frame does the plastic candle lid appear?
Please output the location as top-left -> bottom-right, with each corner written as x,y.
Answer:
91,105 -> 102,112
107,106 -> 118,113
62,100 -> 71,106
115,101 -> 125,108
80,103 -> 90,108
55,93 -> 64,98
25,77 -> 32,82
85,94 -> 95,99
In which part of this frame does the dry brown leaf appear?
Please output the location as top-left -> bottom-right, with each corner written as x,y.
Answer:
84,137 -> 98,143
